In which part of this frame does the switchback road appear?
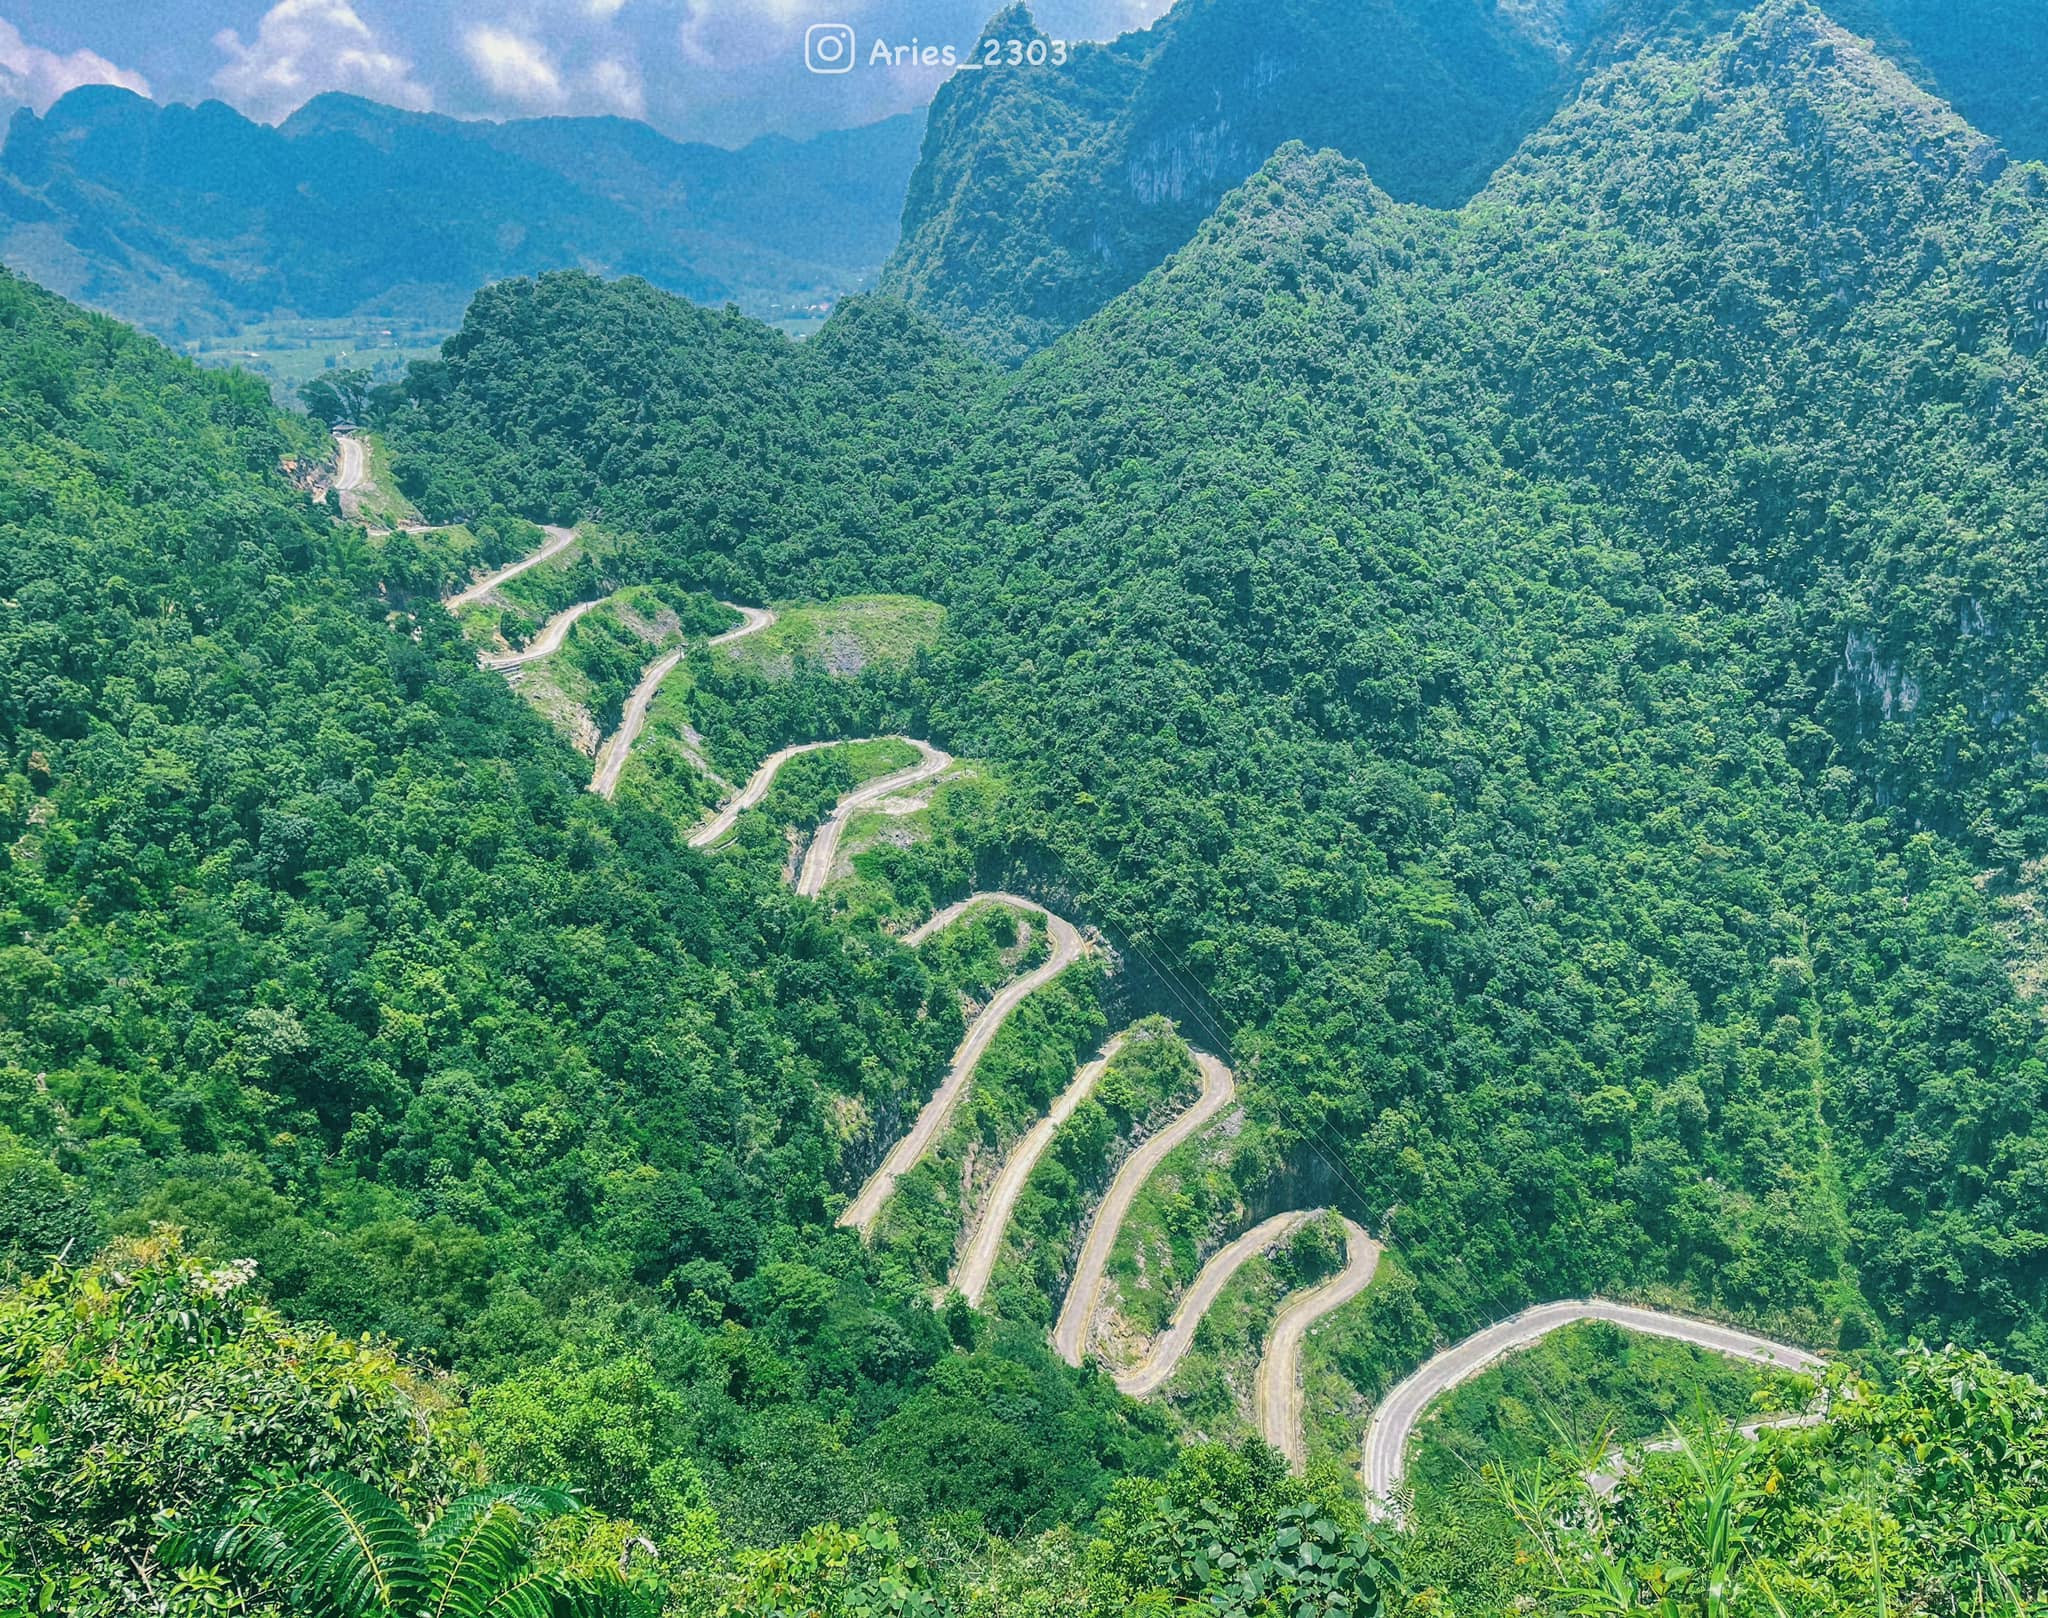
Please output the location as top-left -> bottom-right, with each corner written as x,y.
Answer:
794,740 -> 952,897
1052,1052 -> 1237,1367
480,600 -> 600,670
839,895 -> 1086,1238
687,737 -> 933,850
443,526 -> 579,611
1360,1300 -> 1823,1517
589,604 -> 775,800
1254,1216 -> 1380,1469
1113,1209 -> 1318,1399
950,1034 -> 1128,1307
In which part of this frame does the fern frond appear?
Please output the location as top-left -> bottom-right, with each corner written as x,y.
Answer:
264,1472 -> 427,1616
472,1566 -> 575,1618
424,1486 -> 581,1557
427,1503 -> 531,1618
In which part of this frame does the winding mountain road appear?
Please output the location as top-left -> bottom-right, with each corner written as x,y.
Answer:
710,603 -> 777,646
904,892 -> 1022,948
795,740 -> 953,898
688,737 -> 891,849
589,604 -> 776,800
590,647 -> 686,798
1114,1209 -> 1318,1398
480,600 -> 600,670
1360,1300 -> 1824,1518
333,431 -> 367,493
1255,1216 -> 1381,1469
423,505 -> 1832,1503
951,1033 -> 1128,1307
838,895 -> 1087,1238
443,525 -> 579,612
1053,1051 -> 1237,1367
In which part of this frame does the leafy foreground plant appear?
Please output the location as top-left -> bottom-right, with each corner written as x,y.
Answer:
1505,1424 -> 1781,1618
1501,1345 -> 2048,1617
0,1233 -> 472,1614
172,1473 -> 640,1618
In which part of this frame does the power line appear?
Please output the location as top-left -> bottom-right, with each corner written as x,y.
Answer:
1094,913 -> 1385,1228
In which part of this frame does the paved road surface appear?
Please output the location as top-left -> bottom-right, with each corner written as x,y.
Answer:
838,895 -> 1086,1237
1114,1210 -> 1317,1398
795,740 -> 952,897
589,604 -> 775,800
1360,1300 -> 1824,1517
443,526 -> 579,611
480,600 -> 600,670
333,431 -> 367,492
904,892 -> 1026,947
950,1034 -> 1128,1307
1254,1216 -> 1381,1469
1052,1052 -> 1237,1367
688,736 -> 908,850
710,603 -> 777,646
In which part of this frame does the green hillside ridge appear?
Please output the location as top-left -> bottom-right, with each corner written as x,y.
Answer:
0,261 -> 1169,1595
8,0 -> 2048,1610
883,0 -> 2048,361
381,0 -> 2048,1371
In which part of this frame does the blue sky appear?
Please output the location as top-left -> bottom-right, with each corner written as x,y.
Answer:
0,0 -> 1169,145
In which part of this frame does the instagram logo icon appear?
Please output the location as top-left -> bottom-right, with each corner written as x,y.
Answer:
805,22 -> 857,73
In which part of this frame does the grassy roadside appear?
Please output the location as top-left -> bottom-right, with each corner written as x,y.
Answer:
825,766 -> 1013,927
1097,1104 -> 1277,1350
353,432 -> 423,530
1147,1212 -> 1352,1442
714,595 -> 944,681
475,585 -> 727,744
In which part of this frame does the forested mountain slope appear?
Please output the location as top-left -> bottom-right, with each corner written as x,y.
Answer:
390,0 -> 2048,1373
0,87 -> 923,340
0,263 -> 1164,1562
883,0 -> 2048,360
10,0 -> 2048,1608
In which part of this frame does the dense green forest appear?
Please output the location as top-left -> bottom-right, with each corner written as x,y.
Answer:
384,0 -> 2048,1373
884,0 -> 2048,361
8,0 -> 2048,1611
0,262 -> 1171,1605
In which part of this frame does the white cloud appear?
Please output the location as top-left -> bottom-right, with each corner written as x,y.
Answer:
0,18 -> 151,114
586,0 -> 631,18
463,25 -> 567,110
212,0 -> 430,122
584,57 -> 645,118
679,0 -> 863,70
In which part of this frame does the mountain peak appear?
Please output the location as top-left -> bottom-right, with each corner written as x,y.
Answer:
278,92 -> 445,148
35,83 -> 157,134
977,3 -> 1040,41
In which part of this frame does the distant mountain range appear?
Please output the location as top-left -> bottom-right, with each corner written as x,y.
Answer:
883,0 -> 2048,361
8,0 -> 2038,366
0,87 -> 925,341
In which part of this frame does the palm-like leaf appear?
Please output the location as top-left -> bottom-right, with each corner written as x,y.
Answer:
424,1487 -> 582,1561
184,1472 -> 616,1618
471,1567 -> 605,1618
425,1504 -> 532,1618
423,1486 -> 586,1618
257,1473 -> 428,1616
